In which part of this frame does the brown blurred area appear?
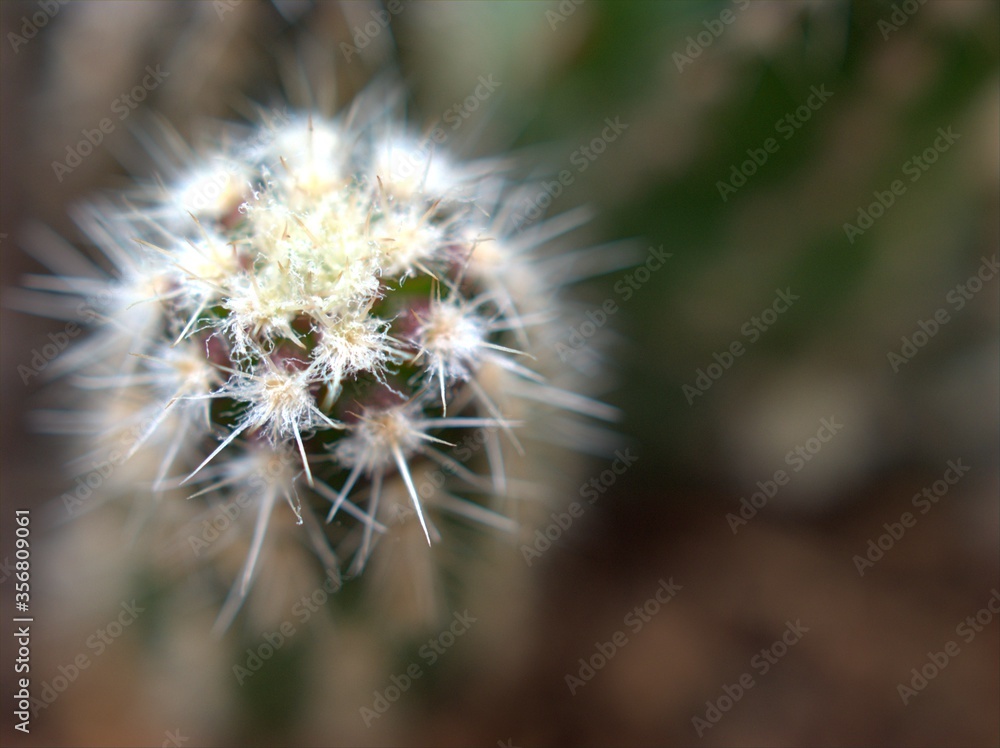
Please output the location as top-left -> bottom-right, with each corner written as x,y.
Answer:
1,1 -> 997,746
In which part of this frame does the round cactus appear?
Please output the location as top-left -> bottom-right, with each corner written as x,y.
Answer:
29,88 -> 617,639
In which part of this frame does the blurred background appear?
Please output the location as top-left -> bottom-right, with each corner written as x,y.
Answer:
1,1 -> 997,746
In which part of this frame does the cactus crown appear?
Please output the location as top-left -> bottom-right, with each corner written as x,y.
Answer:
34,95 -> 612,627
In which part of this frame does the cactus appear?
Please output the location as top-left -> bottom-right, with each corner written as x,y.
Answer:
27,86 -> 618,655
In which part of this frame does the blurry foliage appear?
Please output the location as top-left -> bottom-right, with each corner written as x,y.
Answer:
393,0 -> 998,493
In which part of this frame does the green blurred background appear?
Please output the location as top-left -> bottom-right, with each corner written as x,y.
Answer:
1,1 -> 997,746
